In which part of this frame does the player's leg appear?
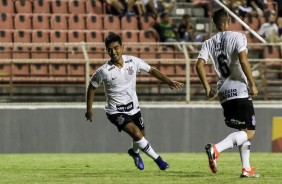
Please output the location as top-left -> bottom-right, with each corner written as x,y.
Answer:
130,112 -> 168,170
205,98 -> 251,173
212,131 -> 248,153
124,122 -> 145,170
238,130 -> 255,171
130,112 -> 146,155
107,112 -> 168,170
123,122 -> 169,170
214,98 -> 254,152
205,130 -> 249,172
239,140 -> 251,172
238,100 -> 260,178
131,129 -> 145,154
207,130 -> 251,173
239,140 -> 260,178
239,130 -> 260,178
106,113 -> 145,170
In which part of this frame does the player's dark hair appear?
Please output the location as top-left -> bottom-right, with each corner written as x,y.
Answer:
104,32 -> 122,47
212,8 -> 229,29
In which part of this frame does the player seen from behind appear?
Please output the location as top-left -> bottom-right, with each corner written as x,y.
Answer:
196,8 -> 260,178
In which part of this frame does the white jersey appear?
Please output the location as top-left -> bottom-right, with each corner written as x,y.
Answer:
197,31 -> 249,103
90,55 -> 151,115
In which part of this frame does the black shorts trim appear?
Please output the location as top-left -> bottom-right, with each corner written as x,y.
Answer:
106,111 -> 145,132
221,98 -> 256,130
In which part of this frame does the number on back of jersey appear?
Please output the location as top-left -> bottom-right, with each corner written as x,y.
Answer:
217,54 -> 230,78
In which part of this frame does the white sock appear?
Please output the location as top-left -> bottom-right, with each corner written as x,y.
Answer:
132,141 -> 140,154
136,137 -> 159,160
239,141 -> 251,170
216,131 -> 248,153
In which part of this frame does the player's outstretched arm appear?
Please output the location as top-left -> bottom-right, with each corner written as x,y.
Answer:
148,67 -> 184,90
85,83 -> 96,123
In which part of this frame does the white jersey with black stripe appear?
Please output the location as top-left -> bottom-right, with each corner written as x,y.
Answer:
90,55 -> 151,115
197,31 -> 249,103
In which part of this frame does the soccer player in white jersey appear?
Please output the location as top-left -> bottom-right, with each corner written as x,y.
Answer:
196,8 -> 260,178
85,32 -> 184,171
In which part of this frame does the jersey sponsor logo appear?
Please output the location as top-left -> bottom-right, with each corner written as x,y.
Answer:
128,66 -> 134,75
116,102 -> 134,112
125,59 -> 133,63
225,118 -> 245,129
218,89 -> 238,101
229,119 -> 245,125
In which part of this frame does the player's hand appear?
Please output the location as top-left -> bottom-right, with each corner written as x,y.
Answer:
169,81 -> 184,90
85,111 -> 93,122
249,85 -> 258,97
207,88 -> 216,99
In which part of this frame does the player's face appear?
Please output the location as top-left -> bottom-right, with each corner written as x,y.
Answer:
106,41 -> 124,62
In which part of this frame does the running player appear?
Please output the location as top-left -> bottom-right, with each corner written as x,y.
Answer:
85,32 -> 184,171
196,8 -> 260,178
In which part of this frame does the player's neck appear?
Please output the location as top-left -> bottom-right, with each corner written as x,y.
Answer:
111,58 -> 124,68
218,24 -> 229,32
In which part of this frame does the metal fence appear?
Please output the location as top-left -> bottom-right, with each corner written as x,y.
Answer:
0,41 -> 281,102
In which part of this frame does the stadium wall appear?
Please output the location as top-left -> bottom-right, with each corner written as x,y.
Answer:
0,104 -> 281,153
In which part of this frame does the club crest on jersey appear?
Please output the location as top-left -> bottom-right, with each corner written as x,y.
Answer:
116,115 -> 125,125
252,115 -> 256,126
128,66 -> 134,75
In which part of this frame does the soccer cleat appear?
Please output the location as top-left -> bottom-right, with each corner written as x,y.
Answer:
205,143 -> 220,173
154,156 -> 169,171
240,167 -> 260,178
128,148 -> 144,170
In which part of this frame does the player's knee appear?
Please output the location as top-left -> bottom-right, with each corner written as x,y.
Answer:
141,129 -> 146,136
246,130 -> 255,140
133,131 -> 143,141
129,127 -> 143,141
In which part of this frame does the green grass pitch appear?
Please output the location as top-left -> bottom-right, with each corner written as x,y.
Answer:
0,153 -> 281,184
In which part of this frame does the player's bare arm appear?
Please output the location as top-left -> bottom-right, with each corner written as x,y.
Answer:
238,50 -> 258,97
85,83 -> 96,122
148,67 -> 184,90
196,59 -> 215,98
